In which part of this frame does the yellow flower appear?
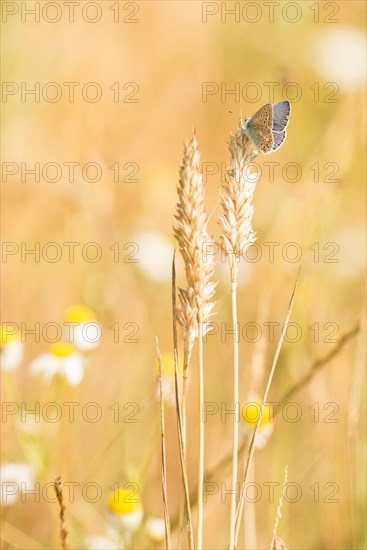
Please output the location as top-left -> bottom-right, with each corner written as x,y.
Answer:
49,342 -> 75,358
158,353 -> 183,378
64,304 -> 96,322
241,400 -> 272,430
109,489 -> 142,515
0,324 -> 20,347
108,488 -> 143,536
63,305 -> 101,351
240,399 -> 274,449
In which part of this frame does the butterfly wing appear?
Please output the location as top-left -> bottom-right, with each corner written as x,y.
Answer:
255,130 -> 273,153
272,100 -> 290,132
271,101 -> 290,151
245,104 -> 273,153
271,130 -> 286,151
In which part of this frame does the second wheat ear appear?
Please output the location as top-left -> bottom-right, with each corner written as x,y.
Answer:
219,120 -> 258,550
174,135 -> 216,549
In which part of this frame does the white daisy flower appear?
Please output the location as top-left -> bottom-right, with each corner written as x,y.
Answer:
311,26 -> 366,90
30,342 -> 86,386
0,463 -> 34,505
0,325 -> 23,372
64,304 -> 102,351
145,517 -> 166,543
108,488 -> 143,541
84,535 -> 121,550
132,230 -> 173,283
240,399 -> 274,449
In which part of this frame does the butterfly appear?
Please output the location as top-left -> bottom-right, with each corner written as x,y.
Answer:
243,100 -> 291,154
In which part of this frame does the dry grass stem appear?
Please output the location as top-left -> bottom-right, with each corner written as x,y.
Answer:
174,135 -> 216,549
229,282 -> 239,550
346,329 -> 365,547
280,320 -> 361,404
234,266 -> 300,546
155,337 -> 171,549
169,318 -> 360,533
219,120 -> 259,549
272,537 -> 289,550
53,476 -> 68,550
243,461 -> 257,549
270,465 -> 288,549
172,253 -> 194,549
243,300 -> 268,547
248,295 -> 270,398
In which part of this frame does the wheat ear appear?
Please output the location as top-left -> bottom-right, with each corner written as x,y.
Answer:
174,135 -> 216,549
219,122 -> 258,549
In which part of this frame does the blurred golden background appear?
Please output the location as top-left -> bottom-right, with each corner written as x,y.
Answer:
1,1 -> 366,549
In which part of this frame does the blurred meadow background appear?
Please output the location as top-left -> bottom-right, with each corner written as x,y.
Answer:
1,1 -> 366,549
